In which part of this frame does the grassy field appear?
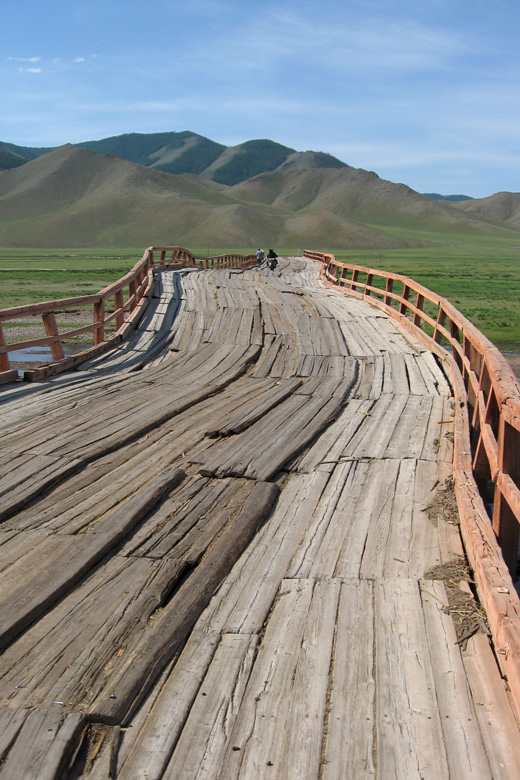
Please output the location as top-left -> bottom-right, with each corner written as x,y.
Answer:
330,231 -> 520,352
0,237 -> 519,354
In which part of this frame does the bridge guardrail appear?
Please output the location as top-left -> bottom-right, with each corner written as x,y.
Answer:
0,246 -> 255,383
304,248 -> 520,716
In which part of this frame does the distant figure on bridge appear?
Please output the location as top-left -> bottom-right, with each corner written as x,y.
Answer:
266,248 -> 278,270
256,248 -> 264,267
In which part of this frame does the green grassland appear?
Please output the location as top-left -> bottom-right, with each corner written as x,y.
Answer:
330,231 -> 520,352
0,236 -> 519,353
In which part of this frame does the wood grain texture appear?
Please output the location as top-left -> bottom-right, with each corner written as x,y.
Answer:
0,257 -> 517,779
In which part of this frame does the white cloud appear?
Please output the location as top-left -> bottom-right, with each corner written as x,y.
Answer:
19,67 -> 42,73
8,56 -> 41,63
74,57 -> 85,63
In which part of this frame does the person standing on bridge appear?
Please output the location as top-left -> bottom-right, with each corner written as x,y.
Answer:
256,248 -> 264,267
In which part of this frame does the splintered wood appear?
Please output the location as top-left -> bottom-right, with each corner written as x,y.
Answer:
0,260 -> 518,779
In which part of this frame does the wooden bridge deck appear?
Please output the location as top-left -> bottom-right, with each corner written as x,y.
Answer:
0,258 -> 519,779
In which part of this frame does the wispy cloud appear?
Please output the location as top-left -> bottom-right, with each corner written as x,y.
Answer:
7,56 -> 41,63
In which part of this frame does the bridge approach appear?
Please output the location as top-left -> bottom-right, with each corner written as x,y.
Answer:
0,252 -> 519,779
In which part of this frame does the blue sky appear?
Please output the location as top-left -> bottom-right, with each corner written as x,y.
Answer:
2,0 -> 519,197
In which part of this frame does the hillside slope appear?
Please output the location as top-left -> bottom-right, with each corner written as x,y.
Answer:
230,166 -> 508,234
0,131 -> 345,185
453,191 -> 520,229
0,145 -> 517,248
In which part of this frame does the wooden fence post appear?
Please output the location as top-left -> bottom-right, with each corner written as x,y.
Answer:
129,280 -> 137,312
0,324 -> 11,372
399,284 -> 410,314
413,293 -> 425,327
434,307 -> 446,344
115,290 -> 124,330
93,300 -> 105,345
42,313 -> 65,361
384,277 -> 393,306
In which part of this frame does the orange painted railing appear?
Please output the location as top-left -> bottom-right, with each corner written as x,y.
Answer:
304,249 -> 520,715
0,246 -> 255,383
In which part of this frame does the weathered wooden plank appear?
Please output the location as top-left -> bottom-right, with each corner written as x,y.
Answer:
6,345 -> 260,468
382,351 -> 408,394
132,479 -> 256,562
200,383 -> 356,481
404,351 -> 433,395
3,423 -> 198,534
419,349 -> 452,396
337,394 -> 408,460
0,706 -> 84,780
216,579 -> 340,780
405,458 -> 461,576
353,355 -> 384,398
462,632 -> 520,780
0,707 -> 31,764
90,481 -> 279,724
420,579 -> 493,779
322,579 -> 375,780
204,378 -> 302,437
417,395 -> 454,463
383,396 -> 433,459
0,555 -> 189,710
0,529 -> 49,572
161,633 -> 259,780
0,468 -> 185,650
119,475 -> 211,557
359,458 -> 415,579
289,460 -> 370,579
115,627 -> 222,780
0,452 -> 83,524
375,578 -> 450,779
293,399 -> 373,474
189,471 -> 331,636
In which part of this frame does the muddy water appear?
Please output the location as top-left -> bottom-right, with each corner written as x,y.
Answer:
9,345 -> 87,376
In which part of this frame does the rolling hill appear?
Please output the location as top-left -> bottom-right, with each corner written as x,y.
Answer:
452,192 -> 520,229
0,144 -> 517,249
0,131 -> 346,186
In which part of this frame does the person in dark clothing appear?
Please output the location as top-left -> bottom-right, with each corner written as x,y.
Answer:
266,248 -> 278,269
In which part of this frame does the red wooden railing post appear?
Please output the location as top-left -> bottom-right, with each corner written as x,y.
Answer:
0,324 -> 11,371
115,290 -> 124,330
413,293 -> 425,327
93,300 -> 105,345
384,277 -> 393,306
399,284 -> 410,314
42,312 -> 66,361
434,307 -> 446,344
129,280 -> 137,312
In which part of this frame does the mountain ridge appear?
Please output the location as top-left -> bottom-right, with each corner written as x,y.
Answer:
0,143 -> 517,248
0,131 -> 346,187
0,131 -> 493,200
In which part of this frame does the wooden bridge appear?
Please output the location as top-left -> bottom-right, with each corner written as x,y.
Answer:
1,249 -> 520,779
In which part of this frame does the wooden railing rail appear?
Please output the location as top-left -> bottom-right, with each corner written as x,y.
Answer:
0,246 -> 256,383
304,248 -> 520,715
